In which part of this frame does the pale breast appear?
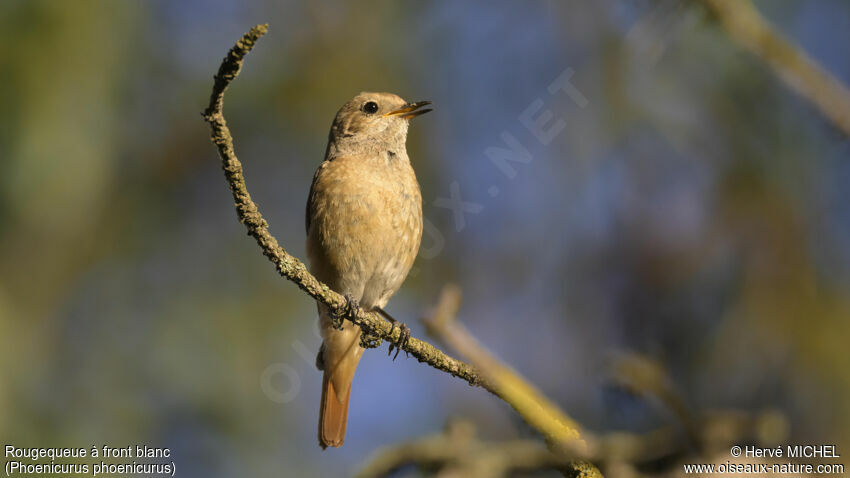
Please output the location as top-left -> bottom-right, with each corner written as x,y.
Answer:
306,153 -> 422,308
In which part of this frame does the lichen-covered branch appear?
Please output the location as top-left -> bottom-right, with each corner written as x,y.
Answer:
202,25 -> 602,478
703,0 -> 850,136
201,24 -> 482,388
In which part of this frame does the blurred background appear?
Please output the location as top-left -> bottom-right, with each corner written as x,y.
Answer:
1,0 -> 849,476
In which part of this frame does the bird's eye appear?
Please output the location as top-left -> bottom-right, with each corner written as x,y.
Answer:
362,101 -> 379,114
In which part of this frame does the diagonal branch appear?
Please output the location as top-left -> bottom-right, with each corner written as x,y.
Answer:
703,0 -> 850,137
424,286 -> 601,478
425,285 -> 586,450
202,24 -> 483,389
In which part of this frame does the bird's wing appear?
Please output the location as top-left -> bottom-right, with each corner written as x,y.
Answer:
306,154 -> 370,233
305,160 -> 329,234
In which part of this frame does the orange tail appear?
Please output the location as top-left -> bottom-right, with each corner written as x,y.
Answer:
318,369 -> 352,448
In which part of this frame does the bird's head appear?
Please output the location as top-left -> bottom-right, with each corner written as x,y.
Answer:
328,92 -> 431,151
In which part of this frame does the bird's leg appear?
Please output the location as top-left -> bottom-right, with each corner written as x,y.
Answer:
358,302 -> 384,349
337,294 -> 384,348
331,293 -> 360,330
333,295 -> 383,349
344,294 -> 361,320
375,307 -> 410,361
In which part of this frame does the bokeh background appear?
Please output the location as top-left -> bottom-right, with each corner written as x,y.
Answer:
2,0 -> 849,476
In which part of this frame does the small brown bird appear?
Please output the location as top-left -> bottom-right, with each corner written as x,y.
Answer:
306,92 -> 430,448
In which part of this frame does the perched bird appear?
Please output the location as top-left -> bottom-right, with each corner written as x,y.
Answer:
306,92 -> 431,448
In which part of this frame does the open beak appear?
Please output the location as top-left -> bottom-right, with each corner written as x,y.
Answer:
384,101 -> 432,120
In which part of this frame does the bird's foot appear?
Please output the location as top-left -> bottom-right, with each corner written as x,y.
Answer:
359,332 -> 383,349
377,307 -> 410,361
344,294 -> 361,319
331,294 -> 360,330
388,320 -> 411,361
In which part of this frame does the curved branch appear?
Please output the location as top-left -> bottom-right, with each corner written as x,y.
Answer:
202,25 -> 601,478
202,24 -> 483,388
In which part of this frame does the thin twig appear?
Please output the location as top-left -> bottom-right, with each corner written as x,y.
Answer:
607,352 -> 700,448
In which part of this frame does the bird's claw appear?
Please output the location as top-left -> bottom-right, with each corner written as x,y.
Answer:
330,310 -> 344,330
387,320 -> 411,361
359,333 -> 382,349
331,294 -> 360,330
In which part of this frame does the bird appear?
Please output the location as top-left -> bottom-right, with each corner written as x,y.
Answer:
305,92 -> 431,449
